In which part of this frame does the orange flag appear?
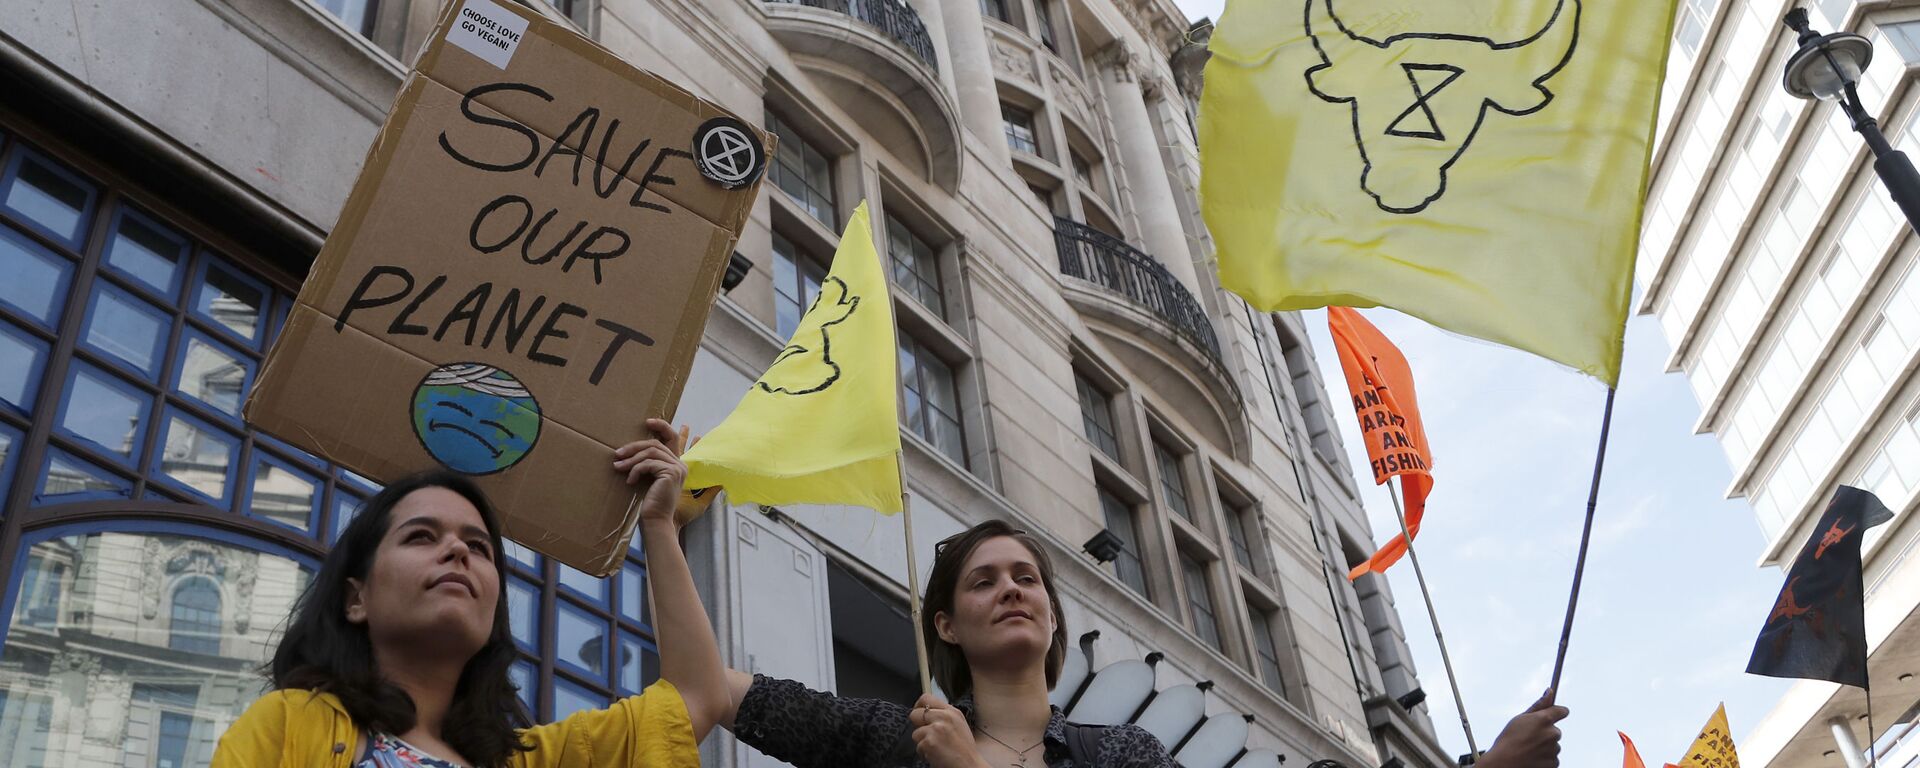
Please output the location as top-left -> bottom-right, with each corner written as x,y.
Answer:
1621,732 -> 1647,768
1328,307 -> 1433,580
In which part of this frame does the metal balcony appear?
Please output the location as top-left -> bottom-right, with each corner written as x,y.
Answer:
1054,218 -> 1222,366
765,0 -> 939,72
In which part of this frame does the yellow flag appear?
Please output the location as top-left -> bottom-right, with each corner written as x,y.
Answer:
1676,704 -> 1741,768
1198,0 -> 1677,384
682,201 -> 904,513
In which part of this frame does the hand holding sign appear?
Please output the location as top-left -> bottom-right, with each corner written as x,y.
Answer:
614,418 -> 690,526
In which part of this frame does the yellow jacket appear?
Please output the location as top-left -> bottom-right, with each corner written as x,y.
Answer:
212,679 -> 699,768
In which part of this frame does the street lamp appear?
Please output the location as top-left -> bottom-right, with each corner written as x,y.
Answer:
1782,8 -> 1920,230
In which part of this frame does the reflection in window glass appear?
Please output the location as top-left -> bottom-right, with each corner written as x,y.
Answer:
331,491 -> 364,542
1180,554 -> 1221,651
2,152 -> 93,245
1250,607 -> 1286,695
508,577 -> 539,651
312,0 -> 374,35
168,577 -> 223,655
0,224 -> 71,325
176,333 -> 250,417
0,425 -> 18,501
1098,486 -> 1147,596
105,209 -> 188,299
38,450 -> 129,502
160,414 -> 237,504
0,531 -> 310,768
899,334 -> 965,465
194,261 -> 265,342
85,281 -> 168,377
620,562 -> 648,625
61,363 -> 148,462
505,539 -> 539,571
618,632 -> 656,694
0,321 -> 46,413
556,601 -> 607,678
1002,105 -> 1040,156
772,233 -> 827,339
767,114 -> 837,228
559,564 -> 608,602
553,678 -> 607,722
885,215 -> 943,316
250,459 -> 318,532
510,660 -> 537,716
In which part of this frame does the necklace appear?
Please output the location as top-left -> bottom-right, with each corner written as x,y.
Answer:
974,726 -> 1045,768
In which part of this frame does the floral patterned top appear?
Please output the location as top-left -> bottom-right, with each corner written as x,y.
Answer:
355,733 -> 465,768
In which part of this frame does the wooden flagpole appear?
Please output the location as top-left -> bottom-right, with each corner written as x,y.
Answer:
900,450 -> 933,695
1546,387 -> 1619,702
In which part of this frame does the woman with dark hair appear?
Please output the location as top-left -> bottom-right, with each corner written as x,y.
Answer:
721,518 -> 1175,768
717,518 -> 1571,768
213,419 -> 724,768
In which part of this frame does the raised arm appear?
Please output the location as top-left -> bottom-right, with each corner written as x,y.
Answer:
616,418 -> 728,740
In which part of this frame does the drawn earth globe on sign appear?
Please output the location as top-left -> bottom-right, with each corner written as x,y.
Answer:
411,363 -> 542,474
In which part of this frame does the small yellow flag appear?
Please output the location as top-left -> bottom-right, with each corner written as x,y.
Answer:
682,201 -> 904,513
1198,0 -> 1677,384
1676,704 -> 1741,768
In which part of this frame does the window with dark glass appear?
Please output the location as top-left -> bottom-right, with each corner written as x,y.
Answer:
885,214 -> 944,316
1071,152 -> 1093,188
1034,0 -> 1059,52
1075,372 -> 1119,460
312,0 -> 376,37
980,0 -> 1010,22
1098,485 -> 1147,596
1226,500 -> 1254,569
772,232 -> 828,339
768,113 -> 838,228
168,577 -> 223,655
1002,104 -> 1041,155
1180,553 -> 1221,651
1153,440 -> 1191,521
1250,607 -> 1287,695
899,333 -> 966,465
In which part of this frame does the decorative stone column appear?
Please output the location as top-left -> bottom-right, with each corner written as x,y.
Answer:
940,0 -> 1013,167
1096,45 -> 1200,292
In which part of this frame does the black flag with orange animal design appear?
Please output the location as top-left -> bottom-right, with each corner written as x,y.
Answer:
1746,485 -> 1893,687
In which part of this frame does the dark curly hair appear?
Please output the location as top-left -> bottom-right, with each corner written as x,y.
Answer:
269,470 -> 530,766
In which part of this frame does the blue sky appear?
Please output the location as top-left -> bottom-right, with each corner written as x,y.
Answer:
1169,1 -> 1794,763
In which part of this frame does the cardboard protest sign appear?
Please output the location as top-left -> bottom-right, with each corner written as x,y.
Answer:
245,0 -> 769,575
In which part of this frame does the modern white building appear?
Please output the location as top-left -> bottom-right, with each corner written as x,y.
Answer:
1638,0 -> 1920,764
0,1 -> 1455,766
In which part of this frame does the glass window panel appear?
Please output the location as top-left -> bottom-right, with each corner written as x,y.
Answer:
618,632 -> 659,696
35,450 -> 129,503
920,352 -> 959,416
84,281 -> 169,377
556,600 -> 609,679
0,224 -> 72,326
559,564 -> 609,602
193,259 -> 266,343
159,412 -> 238,505
0,424 -> 19,502
510,660 -> 537,716
505,539 -> 539,571
0,321 -> 47,414
1003,105 -> 1040,155
331,491 -> 365,543
250,458 -> 318,532
104,208 -> 189,299
174,331 -> 252,418
980,0 -> 1009,22
1076,373 -> 1119,460
1155,443 -> 1191,520
620,562 -> 649,625
508,576 -> 540,651
931,412 -> 966,465
2,531 -> 309,768
766,114 -> 836,228
314,0 -> 373,34
1228,508 -> 1253,568
1181,554 -> 1220,650
1251,609 -> 1285,694
2,151 -> 94,246
629,520 -> 646,559
553,679 -> 608,722
1099,486 -> 1147,596
59,363 -> 149,463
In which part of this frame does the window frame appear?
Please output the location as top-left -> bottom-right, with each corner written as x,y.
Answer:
1075,371 -> 1121,461
1002,104 -> 1042,156
767,112 -> 840,230
1179,550 -> 1222,651
1097,483 -> 1149,597
898,330 -> 968,467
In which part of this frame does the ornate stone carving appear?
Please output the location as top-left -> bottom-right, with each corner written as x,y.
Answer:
1094,43 -> 1140,83
991,37 -> 1036,83
1048,59 -> 1098,131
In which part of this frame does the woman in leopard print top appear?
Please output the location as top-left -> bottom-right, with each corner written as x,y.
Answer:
718,520 -> 1174,768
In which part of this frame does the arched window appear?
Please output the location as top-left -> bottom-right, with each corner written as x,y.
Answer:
167,576 -> 221,655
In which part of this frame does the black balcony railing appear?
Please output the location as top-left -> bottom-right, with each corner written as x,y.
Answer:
1054,218 -> 1223,366
767,0 -> 940,72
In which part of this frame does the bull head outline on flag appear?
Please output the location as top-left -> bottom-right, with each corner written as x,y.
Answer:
1303,0 -> 1581,213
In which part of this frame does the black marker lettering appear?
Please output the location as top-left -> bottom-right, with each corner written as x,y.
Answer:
484,289 -> 547,353
562,226 -> 629,285
435,282 -> 493,345
336,266 -> 414,332
389,275 -> 446,336
537,108 -> 598,187
439,82 -> 551,173
631,148 -> 692,213
470,195 -> 533,254
521,209 -> 585,266
589,318 -> 656,385
528,302 -> 588,366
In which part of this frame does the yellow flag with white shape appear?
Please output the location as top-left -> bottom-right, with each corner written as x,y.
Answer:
682,201 -> 904,514
1199,0 -> 1677,384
